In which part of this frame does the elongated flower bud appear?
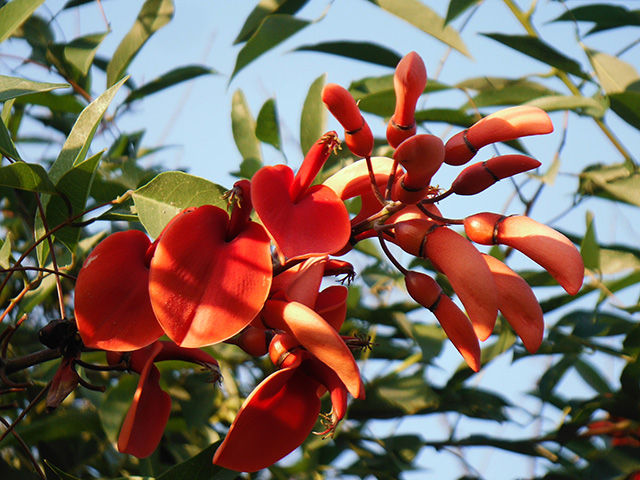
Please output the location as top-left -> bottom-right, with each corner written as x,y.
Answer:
451,154 -> 541,196
391,134 -> 445,204
482,254 -> 543,353
464,213 -> 584,295
405,271 -> 480,371
290,131 -> 341,203
386,52 -> 427,148
445,106 -> 553,166
322,83 -> 373,158
396,220 -> 498,340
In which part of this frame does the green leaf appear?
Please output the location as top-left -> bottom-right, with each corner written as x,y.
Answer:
230,14 -> 310,81
525,94 -> 607,118
578,162 -> 640,207
106,0 -> 175,88
0,116 -> 20,160
300,73 -> 327,155
445,0 -> 481,25
45,461 -> 83,480
255,98 -> 281,150
51,31 -> 108,79
295,41 -> 402,68
483,33 -> 589,79
367,0 -> 470,57
609,91 -> 640,131
12,91 -> 85,114
132,171 -> 228,238
552,4 -> 640,35
234,0 -> 309,44
573,358 -> 612,394
0,75 -> 68,102
0,162 -> 58,194
0,0 -> 46,44
589,51 -> 640,95
581,211 -> 601,273
415,108 -> 478,128
156,442 -> 239,480
231,89 -> 262,166
123,65 -> 217,105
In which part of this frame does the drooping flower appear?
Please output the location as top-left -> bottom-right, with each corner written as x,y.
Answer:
108,341 -> 220,459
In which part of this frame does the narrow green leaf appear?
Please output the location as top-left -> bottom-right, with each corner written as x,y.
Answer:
581,211 -> 601,273
50,77 -> 127,184
367,0 -> 470,57
52,32 -> 108,79
0,162 -> 58,194
234,0 -> 309,44
415,108 -> 478,128
295,41 -> 402,68
525,94 -> 607,118
0,0 -> 46,44
230,14 -> 310,81
538,356 -> 574,399
483,33 -> 589,79
156,442 -> 239,480
0,75 -> 68,102
255,98 -> 281,150
132,171 -> 228,238
12,91 -> 85,114
609,91 -> 640,131
123,65 -> 217,105
552,5 -> 640,35
45,461 -> 83,480
106,0 -> 175,87
0,116 -> 21,160
573,358 -> 611,394
300,73 -> 327,155
445,0 -> 481,25
231,89 -> 262,165
0,233 -> 13,269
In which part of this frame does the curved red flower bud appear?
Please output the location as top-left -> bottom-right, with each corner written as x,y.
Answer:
445,106 -> 553,166
386,52 -> 427,148
396,219 -> 498,341
118,342 -> 171,458
404,271 -> 480,371
322,83 -> 374,158
228,326 -> 272,357
75,230 -> 163,351
391,134 -> 445,203
212,367 -> 322,472
252,140 -> 351,259
451,154 -> 541,196
290,131 -> 341,203
149,205 -> 272,347
481,254 -> 543,353
269,332 -> 306,369
261,299 -> 364,399
464,213 -> 584,295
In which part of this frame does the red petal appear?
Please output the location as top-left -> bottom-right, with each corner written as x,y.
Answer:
270,256 -> 326,308
118,342 -> 171,458
75,231 -> 163,351
212,367 -> 321,472
252,164 -> 351,259
262,300 -> 364,399
149,205 -> 272,347
314,285 -> 348,332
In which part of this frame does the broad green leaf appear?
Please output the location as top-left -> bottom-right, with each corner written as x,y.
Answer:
0,0 -> 46,44
538,356 -> 574,400
465,83 -> 558,108
156,442 -> 238,480
230,14 -> 310,81
8,408 -> 102,448
581,211 -> 601,273
48,32 -> 108,82
0,116 -> 20,160
231,89 -> 262,166
45,150 -> 103,251
300,73 -> 327,155
0,162 -> 58,194
367,0 -> 470,57
295,41 -> 402,68
525,94 -> 607,118
483,33 -> 589,79
49,77 -> 126,183
0,233 -> 13,269
122,65 -> 217,105
609,91 -> 640,131
20,273 -> 59,313
106,0 -> 175,87
255,97 -> 281,150
578,162 -> 640,207
445,0 -> 481,25
589,51 -> 640,95
234,0 -> 309,44
552,5 -> 640,35
132,171 -> 228,238
600,246 -> 640,275
0,75 -> 68,102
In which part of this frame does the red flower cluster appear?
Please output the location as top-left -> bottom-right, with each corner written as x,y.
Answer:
73,51 -> 584,472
